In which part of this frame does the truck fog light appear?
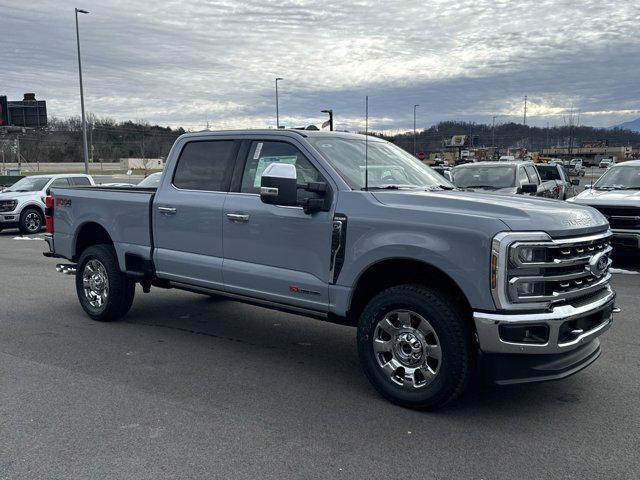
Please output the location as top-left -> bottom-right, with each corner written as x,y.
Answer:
516,282 -> 543,297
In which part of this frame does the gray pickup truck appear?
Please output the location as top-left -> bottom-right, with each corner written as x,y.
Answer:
44,130 -> 617,409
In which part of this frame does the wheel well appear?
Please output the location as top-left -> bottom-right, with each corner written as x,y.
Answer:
347,259 -> 472,325
74,222 -> 113,261
20,204 -> 44,218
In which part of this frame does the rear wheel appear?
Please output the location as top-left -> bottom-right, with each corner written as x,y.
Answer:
76,244 -> 135,322
357,284 -> 475,409
19,208 -> 43,235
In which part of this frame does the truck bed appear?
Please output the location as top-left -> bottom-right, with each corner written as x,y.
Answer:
49,185 -> 155,269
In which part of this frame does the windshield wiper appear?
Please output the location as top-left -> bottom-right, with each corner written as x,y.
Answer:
595,185 -> 626,190
425,184 -> 456,191
466,185 -> 499,190
363,184 -> 419,191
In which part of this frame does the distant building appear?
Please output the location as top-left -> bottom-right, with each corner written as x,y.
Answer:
119,158 -> 164,171
542,145 -> 633,165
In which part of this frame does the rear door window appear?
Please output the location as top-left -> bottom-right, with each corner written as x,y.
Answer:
524,165 -> 540,185
173,140 -> 237,192
49,178 -> 70,188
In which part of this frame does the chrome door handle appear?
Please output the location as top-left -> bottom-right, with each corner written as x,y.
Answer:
158,206 -> 177,214
226,213 -> 250,223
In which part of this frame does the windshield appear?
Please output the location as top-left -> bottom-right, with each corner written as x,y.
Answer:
451,165 -> 515,189
6,176 -> 51,192
593,166 -> 640,190
138,172 -> 162,188
536,166 -> 561,180
308,137 -> 452,190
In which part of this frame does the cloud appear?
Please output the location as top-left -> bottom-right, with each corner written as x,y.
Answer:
1,0 -> 638,130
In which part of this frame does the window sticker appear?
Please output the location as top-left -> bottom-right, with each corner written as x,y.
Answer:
253,142 -> 264,160
253,155 -> 298,187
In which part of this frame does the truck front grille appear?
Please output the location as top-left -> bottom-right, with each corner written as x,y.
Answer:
592,206 -> 640,230
492,230 -> 612,310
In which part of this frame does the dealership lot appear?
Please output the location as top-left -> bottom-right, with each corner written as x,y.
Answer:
1,232 -> 639,480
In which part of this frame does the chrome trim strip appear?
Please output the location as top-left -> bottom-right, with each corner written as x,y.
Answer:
474,286 -> 615,354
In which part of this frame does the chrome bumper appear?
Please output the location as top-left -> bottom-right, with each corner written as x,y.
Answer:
474,286 -> 616,354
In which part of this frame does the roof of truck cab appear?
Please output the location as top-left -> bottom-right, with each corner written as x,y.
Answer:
177,129 -> 378,141
24,173 -> 92,179
614,159 -> 640,166
453,161 -> 530,168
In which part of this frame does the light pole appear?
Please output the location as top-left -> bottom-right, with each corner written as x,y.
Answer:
321,109 -> 333,131
275,77 -> 283,129
413,104 -> 419,156
75,7 -> 90,174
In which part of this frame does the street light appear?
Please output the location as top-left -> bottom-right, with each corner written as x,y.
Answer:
321,109 -> 333,131
75,7 -> 90,174
275,77 -> 283,129
413,104 -> 420,156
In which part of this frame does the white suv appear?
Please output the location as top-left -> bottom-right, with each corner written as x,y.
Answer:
0,174 -> 94,234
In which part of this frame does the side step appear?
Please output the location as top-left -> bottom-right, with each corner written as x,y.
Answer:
56,263 -> 77,275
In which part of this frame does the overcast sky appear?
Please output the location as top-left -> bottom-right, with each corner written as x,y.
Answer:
1,0 -> 638,132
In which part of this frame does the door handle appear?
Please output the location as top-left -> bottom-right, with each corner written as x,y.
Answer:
158,206 -> 177,215
226,213 -> 250,223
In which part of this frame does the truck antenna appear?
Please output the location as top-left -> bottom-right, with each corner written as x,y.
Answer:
364,95 -> 369,191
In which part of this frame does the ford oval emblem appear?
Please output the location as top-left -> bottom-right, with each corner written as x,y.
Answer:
588,251 -> 609,278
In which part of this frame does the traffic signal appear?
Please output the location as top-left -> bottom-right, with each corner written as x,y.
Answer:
0,96 -> 8,126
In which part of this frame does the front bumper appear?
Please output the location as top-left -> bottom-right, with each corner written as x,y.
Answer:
0,212 -> 19,226
474,286 -> 615,355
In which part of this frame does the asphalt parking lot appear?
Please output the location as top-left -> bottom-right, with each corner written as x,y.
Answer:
1,232 -> 639,480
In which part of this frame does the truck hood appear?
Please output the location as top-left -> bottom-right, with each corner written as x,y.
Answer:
569,188 -> 640,208
0,190 -> 40,200
372,190 -> 608,238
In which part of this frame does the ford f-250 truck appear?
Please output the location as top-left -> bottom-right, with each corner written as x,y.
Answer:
43,130 -> 617,409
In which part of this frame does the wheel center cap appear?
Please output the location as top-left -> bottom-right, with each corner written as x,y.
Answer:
394,332 -> 424,365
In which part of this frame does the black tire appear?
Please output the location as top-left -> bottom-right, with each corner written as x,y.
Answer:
18,207 -> 44,235
357,284 -> 475,409
75,244 -> 135,322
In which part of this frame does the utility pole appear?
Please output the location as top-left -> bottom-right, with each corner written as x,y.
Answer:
523,95 -> 527,126
275,77 -> 283,129
75,8 -> 90,174
492,115 -> 497,157
413,104 -> 419,156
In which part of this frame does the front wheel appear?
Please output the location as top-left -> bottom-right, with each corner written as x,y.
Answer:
357,284 -> 475,409
19,208 -> 44,235
76,244 -> 135,322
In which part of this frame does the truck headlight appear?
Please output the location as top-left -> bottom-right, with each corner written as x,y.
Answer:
0,199 -> 18,212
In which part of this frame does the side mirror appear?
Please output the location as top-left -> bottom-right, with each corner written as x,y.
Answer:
260,163 -> 298,206
584,184 -> 592,189
571,179 -> 580,186
520,183 -> 537,194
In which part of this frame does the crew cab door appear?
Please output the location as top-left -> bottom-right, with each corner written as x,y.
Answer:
222,139 -> 334,312
153,139 -> 239,289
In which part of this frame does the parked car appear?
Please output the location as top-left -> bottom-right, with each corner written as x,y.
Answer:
599,157 -> 616,169
568,160 -> 640,251
44,130 -> 615,409
0,173 -> 94,234
136,171 -> 163,188
535,163 -> 580,199
450,161 -> 557,198
569,159 -> 587,176
430,166 -> 452,182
